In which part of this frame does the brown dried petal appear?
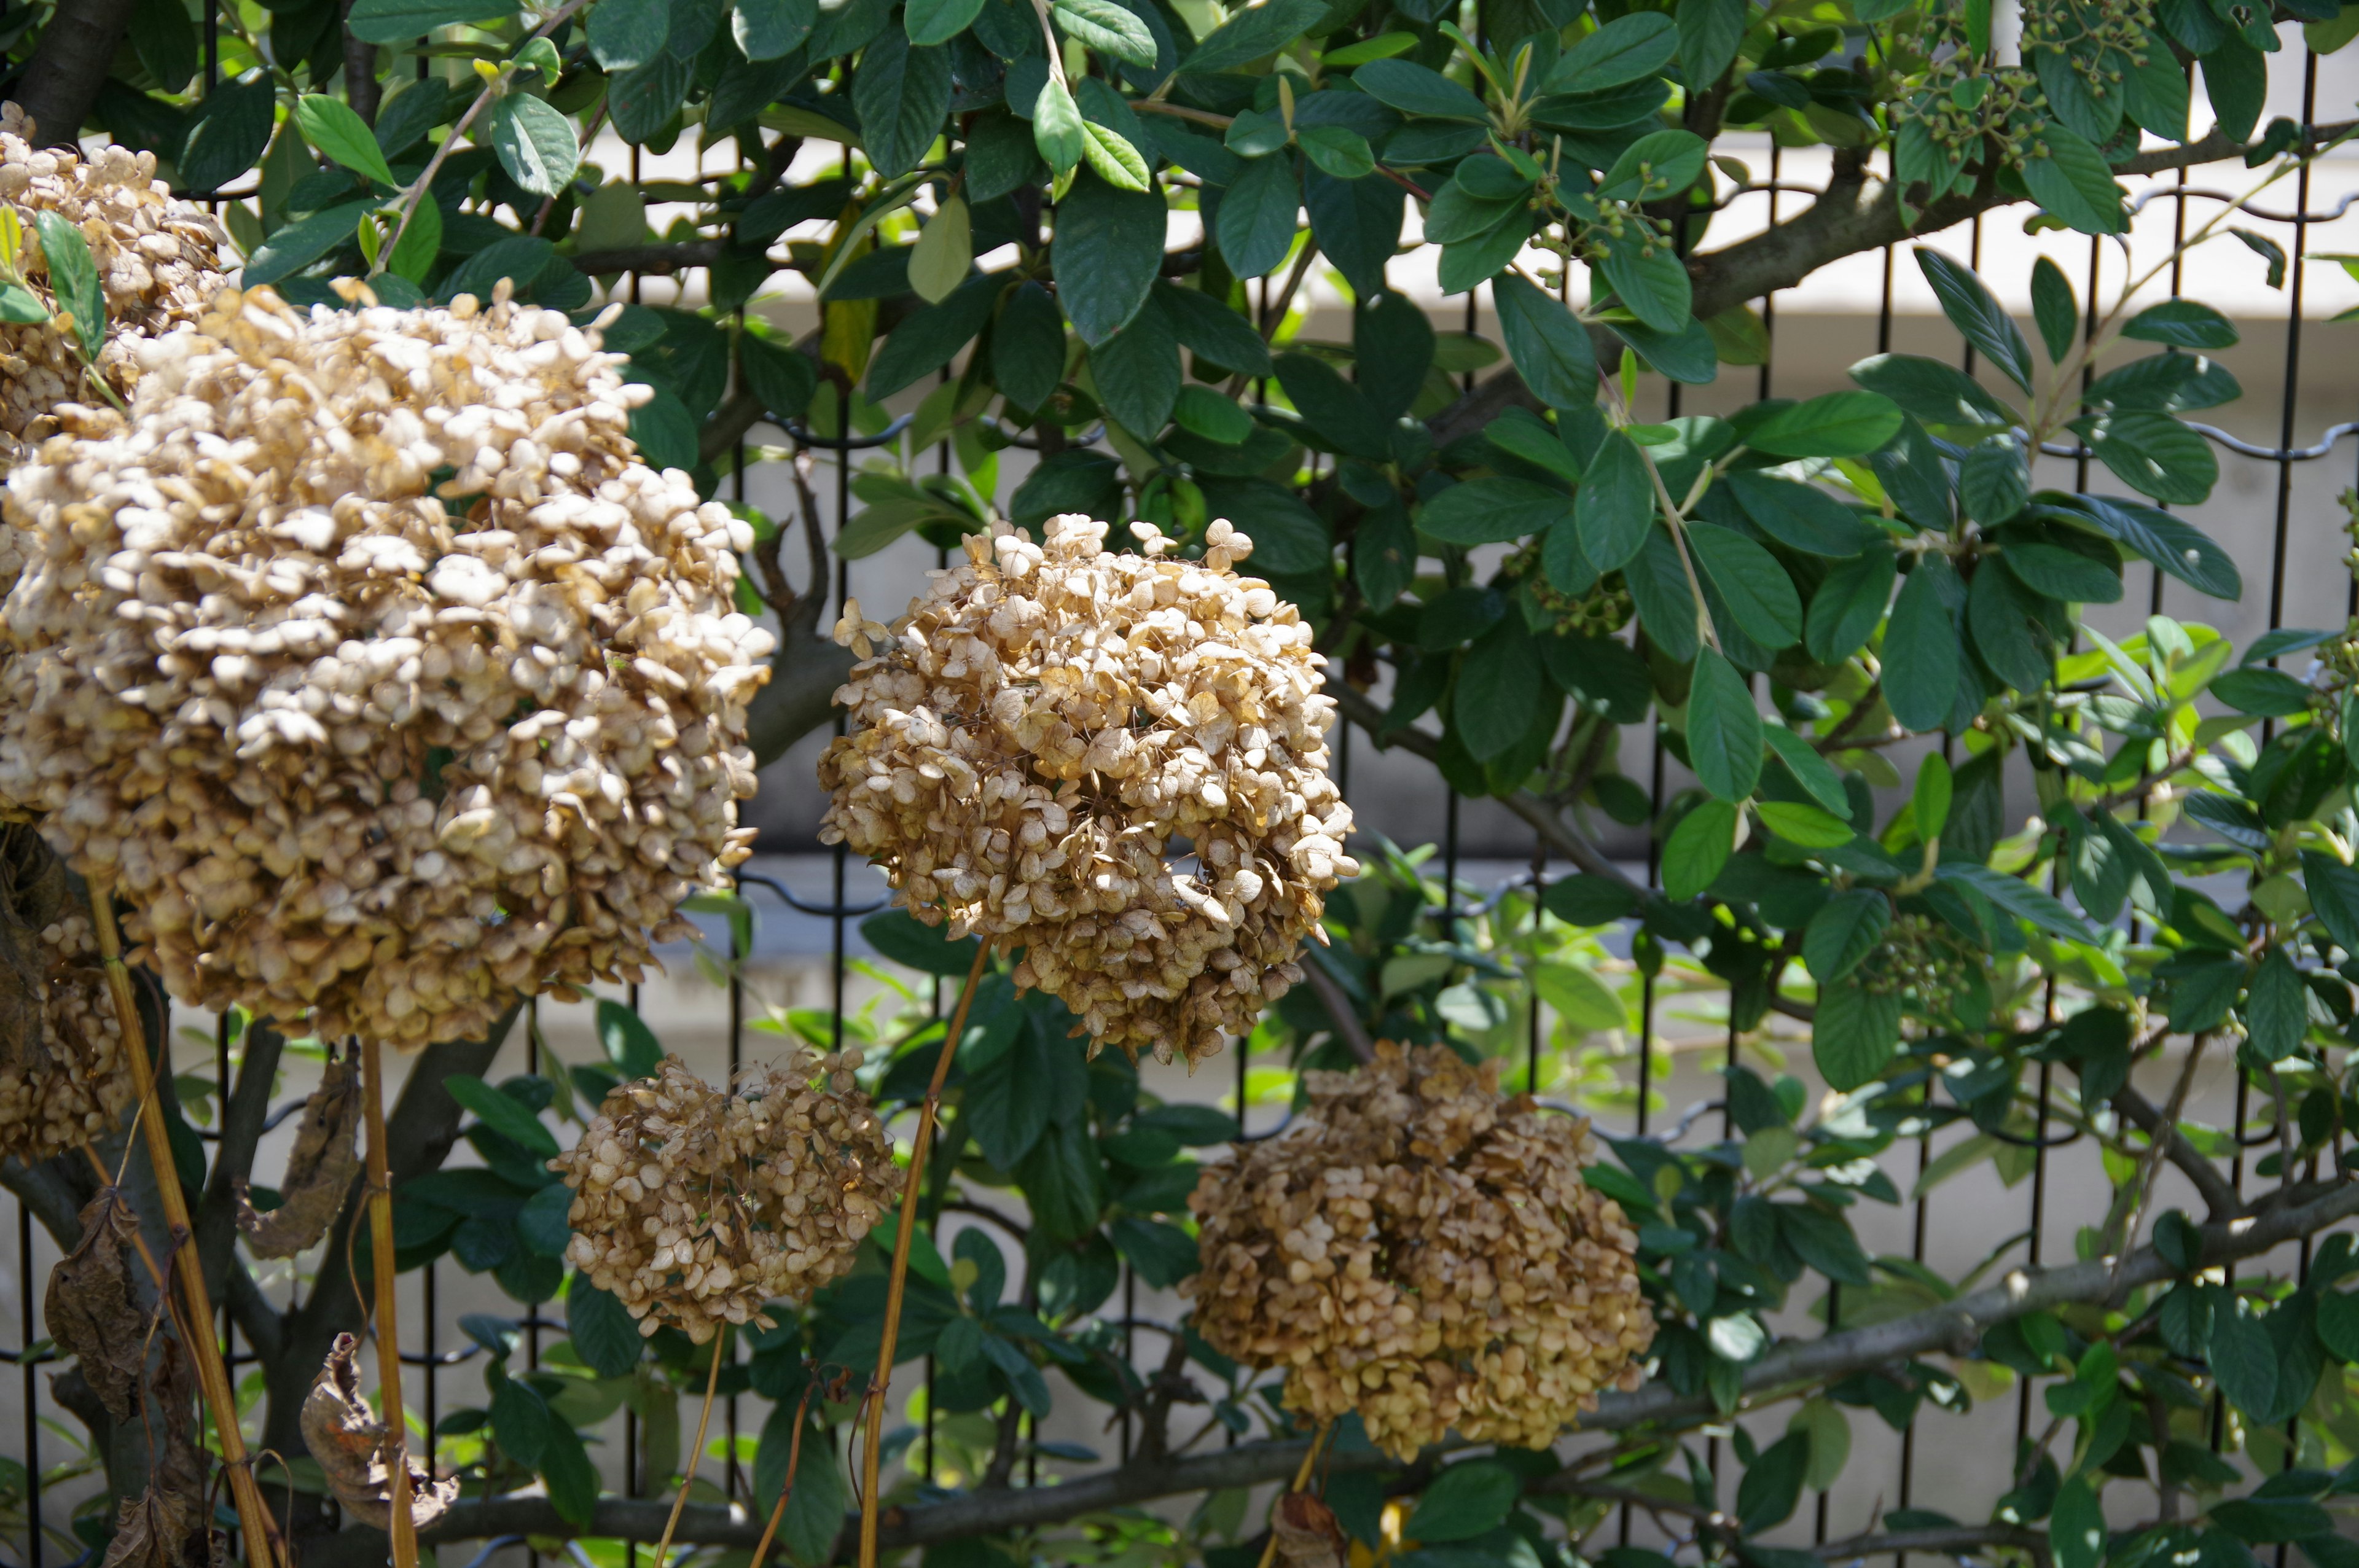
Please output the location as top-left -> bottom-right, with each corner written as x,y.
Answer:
1271,1493 -> 1348,1568
45,1187 -> 146,1421
300,1332 -> 460,1532
235,1046 -> 362,1257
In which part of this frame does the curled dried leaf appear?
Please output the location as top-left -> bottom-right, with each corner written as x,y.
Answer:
235,1047 -> 361,1257
299,1333 -> 459,1532
45,1186 -> 145,1421
98,1485 -> 206,1568
1270,1492 -> 1347,1568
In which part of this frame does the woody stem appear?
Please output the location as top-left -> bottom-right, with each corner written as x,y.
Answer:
361,1034 -> 417,1568
88,884 -> 283,1568
651,1331 -> 728,1566
858,937 -> 993,1568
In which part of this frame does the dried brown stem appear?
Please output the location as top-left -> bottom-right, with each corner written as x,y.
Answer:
652,1334 -> 727,1566
856,938 -> 993,1568
359,1035 -> 415,1568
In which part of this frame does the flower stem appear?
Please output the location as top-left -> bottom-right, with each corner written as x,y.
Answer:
359,1034 -> 417,1568
747,1375 -> 821,1567
1252,1421 -> 1336,1568
651,1332 -> 728,1566
88,883 -> 284,1568
857,937 -> 993,1568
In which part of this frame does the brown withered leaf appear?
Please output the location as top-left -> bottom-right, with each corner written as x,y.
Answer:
0,824 -> 63,1078
300,1333 -> 460,1532
235,1046 -> 362,1258
46,1187 -> 146,1421
1270,1492 -> 1348,1568
99,1488 -> 193,1568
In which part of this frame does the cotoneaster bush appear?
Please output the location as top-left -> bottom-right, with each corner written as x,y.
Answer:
0,1 -> 2352,1567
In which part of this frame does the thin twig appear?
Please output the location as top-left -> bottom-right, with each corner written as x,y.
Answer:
651,1337 -> 728,1567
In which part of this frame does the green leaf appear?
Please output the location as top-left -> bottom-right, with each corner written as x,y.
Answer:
1056,173 -> 1167,345
1081,121 -> 1151,191
907,197 -> 972,304
1493,273 -> 1595,410
1686,523 -> 1801,648
1546,11 -> 1678,92
294,95 -> 396,187
1968,563 -> 2051,692
1805,889 -> 1890,983
2125,297 -> 2237,349
1458,617 -> 1545,762
490,95 -> 579,200
1756,801 -> 1853,848
736,0 -> 819,57
1181,0 -> 1324,72
1351,58 -> 1489,120
1420,477 -> 1571,545
1576,430 -> 1653,571
1688,648 -> 1762,801
33,214 -> 102,364
1306,167 -> 1402,300
1880,564 -> 1960,731
1054,0 -> 1158,65
2302,851 -> 2359,953
538,1417 -> 601,1526
1275,350 -> 1388,461
1595,228 -> 1691,333
1089,302 -> 1180,435
2049,1476 -> 2103,1568
1914,752 -> 1953,839
1848,353 -> 2014,426
2030,255 -> 2079,361
2209,1301 -> 2278,1418
609,52 -> 695,143
904,0 -> 985,40
1598,128 -> 1707,203
1675,0 -> 1746,91
867,272 -> 999,398
1805,548 -> 1895,663
445,1073 -> 561,1159
856,30 -> 953,177
1747,391 -> 1904,458
178,73 -> 276,193
1736,1432 -> 1809,1534
1815,980 -> 1901,1089
1157,279 -> 1271,376
965,1018 -> 1057,1168
2244,946 -> 2308,1062
565,1280 -> 644,1379
1915,248 -> 2034,393
1407,1462 -> 1520,1543
1724,471 -> 1868,556
2085,412 -> 2218,505
1664,800 -> 1738,900
1217,154 -> 1301,279
0,283 -> 42,325
590,0 -> 670,68
491,1376 -> 555,1467
346,0 -> 524,42
1034,74 -> 1087,174
2019,122 -> 2125,236
388,197 -> 443,284
1936,862 -> 2102,945
593,998 -> 663,1077
1762,726 -> 1850,816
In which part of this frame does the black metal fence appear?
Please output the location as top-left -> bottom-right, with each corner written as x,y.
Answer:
2,17 -> 2357,1568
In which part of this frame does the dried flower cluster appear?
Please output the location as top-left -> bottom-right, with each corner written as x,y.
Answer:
819,515 -> 1356,1067
0,284 -> 773,1048
0,104 -> 227,464
551,1051 -> 898,1342
0,911 -> 131,1165
1187,1043 -> 1654,1458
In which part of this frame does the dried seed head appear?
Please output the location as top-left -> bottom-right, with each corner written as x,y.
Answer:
818,515 -> 1357,1067
549,1050 -> 899,1343
1186,1043 -> 1654,1459
0,286 -> 774,1048
0,104 -> 229,475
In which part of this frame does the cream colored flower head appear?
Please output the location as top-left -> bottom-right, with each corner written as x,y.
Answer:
1186,1042 -> 1655,1459
0,285 -> 775,1048
818,513 -> 1356,1067
0,104 -> 227,463
550,1051 -> 899,1342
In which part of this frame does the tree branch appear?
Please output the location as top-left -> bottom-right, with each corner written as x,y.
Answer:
197,1021 -> 286,1301
12,0 -> 138,146
2112,1080 -> 2242,1220
574,238 -> 732,276
310,1178 -> 2359,1558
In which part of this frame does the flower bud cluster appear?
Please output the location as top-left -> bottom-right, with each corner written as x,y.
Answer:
0,104 -> 227,461
0,912 -> 130,1165
550,1051 -> 898,1342
818,515 -> 1356,1067
1187,1043 -> 1654,1459
0,286 -> 773,1048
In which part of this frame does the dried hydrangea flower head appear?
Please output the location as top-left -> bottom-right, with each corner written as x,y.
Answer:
818,514 -> 1356,1067
0,911 -> 131,1166
1186,1042 -> 1654,1459
0,103 -> 227,457
550,1051 -> 898,1342
0,284 -> 773,1048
